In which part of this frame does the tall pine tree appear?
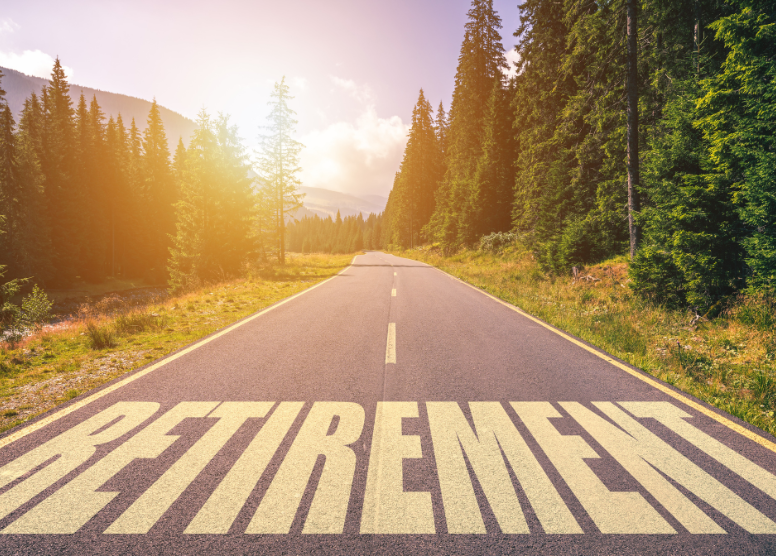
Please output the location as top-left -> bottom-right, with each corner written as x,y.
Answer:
254,77 -> 304,263
428,0 -> 506,248
141,99 -> 175,281
384,89 -> 443,247
40,58 -> 80,285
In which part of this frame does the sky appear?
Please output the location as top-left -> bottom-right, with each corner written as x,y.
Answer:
0,0 -> 521,198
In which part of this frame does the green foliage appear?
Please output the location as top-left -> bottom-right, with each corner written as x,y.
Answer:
383,89 -> 444,247
727,290 -> 776,332
478,231 -> 518,253
0,59 -> 182,287
427,0 -> 507,249
19,285 -> 53,331
168,111 -> 255,292
286,212 -> 379,254
1,266 -> 52,346
0,265 -> 26,339
382,0 -> 776,309
697,0 -> 776,291
113,311 -> 166,335
629,246 -> 688,308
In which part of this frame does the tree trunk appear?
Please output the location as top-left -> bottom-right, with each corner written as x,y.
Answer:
279,126 -> 285,264
626,0 -> 640,259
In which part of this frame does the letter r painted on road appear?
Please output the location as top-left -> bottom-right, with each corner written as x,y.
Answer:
247,402 -> 365,534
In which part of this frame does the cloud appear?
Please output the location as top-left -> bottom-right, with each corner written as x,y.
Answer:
0,49 -> 74,80
502,48 -> 521,79
300,104 -> 408,198
330,76 -> 374,105
0,18 -> 19,34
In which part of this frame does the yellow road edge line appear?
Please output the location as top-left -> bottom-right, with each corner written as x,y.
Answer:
432,265 -> 776,454
0,256 -> 359,450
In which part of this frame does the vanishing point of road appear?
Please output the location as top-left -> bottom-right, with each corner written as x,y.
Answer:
0,251 -> 775,555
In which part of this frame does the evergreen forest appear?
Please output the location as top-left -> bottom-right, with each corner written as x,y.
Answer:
0,65 -> 306,301
285,211 -> 383,254
380,0 -> 776,311
1,0 -> 774,315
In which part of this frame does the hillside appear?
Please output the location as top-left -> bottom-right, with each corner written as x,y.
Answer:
296,186 -> 386,219
1,66 -> 196,149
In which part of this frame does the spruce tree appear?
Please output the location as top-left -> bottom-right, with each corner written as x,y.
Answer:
40,58 -> 80,285
1,90 -> 51,283
471,77 -> 515,237
428,0 -> 506,248
435,101 -> 449,158
141,99 -> 175,281
254,77 -> 304,263
123,117 -> 146,276
169,111 -> 254,290
696,0 -> 776,291
15,91 -> 52,282
0,79 -> 18,272
384,89 -> 443,247
78,95 -> 109,282
173,137 -> 186,187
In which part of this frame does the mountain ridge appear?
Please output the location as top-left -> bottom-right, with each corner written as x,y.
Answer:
0,66 -> 197,150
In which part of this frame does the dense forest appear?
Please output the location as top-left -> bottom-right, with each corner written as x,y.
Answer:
285,211 -> 383,254
0,63 -> 304,298
380,0 -> 775,310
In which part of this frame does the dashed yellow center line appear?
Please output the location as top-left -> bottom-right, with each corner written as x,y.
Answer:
385,324 -> 396,364
391,289 -> 396,297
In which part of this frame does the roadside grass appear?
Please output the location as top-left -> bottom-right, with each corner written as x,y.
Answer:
394,244 -> 776,438
0,253 -> 353,434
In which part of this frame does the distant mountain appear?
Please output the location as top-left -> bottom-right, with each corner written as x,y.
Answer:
295,186 -> 386,219
247,172 -> 384,221
0,66 -> 196,150
359,194 -> 389,208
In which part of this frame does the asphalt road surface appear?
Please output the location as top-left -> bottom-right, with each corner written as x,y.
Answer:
1,251 -> 775,555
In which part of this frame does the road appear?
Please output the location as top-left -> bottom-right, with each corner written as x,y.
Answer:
0,251 -> 775,555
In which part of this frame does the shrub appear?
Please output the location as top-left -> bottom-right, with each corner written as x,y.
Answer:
86,322 -> 116,349
557,218 -> 616,269
629,245 -> 687,308
1,272 -> 52,346
728,291 -> 776,332
19,285 -> 53,331
479,232 -> 518,253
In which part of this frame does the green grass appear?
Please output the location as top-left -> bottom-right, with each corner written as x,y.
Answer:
0,253 -> 353,434
394,244 -> 776,438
